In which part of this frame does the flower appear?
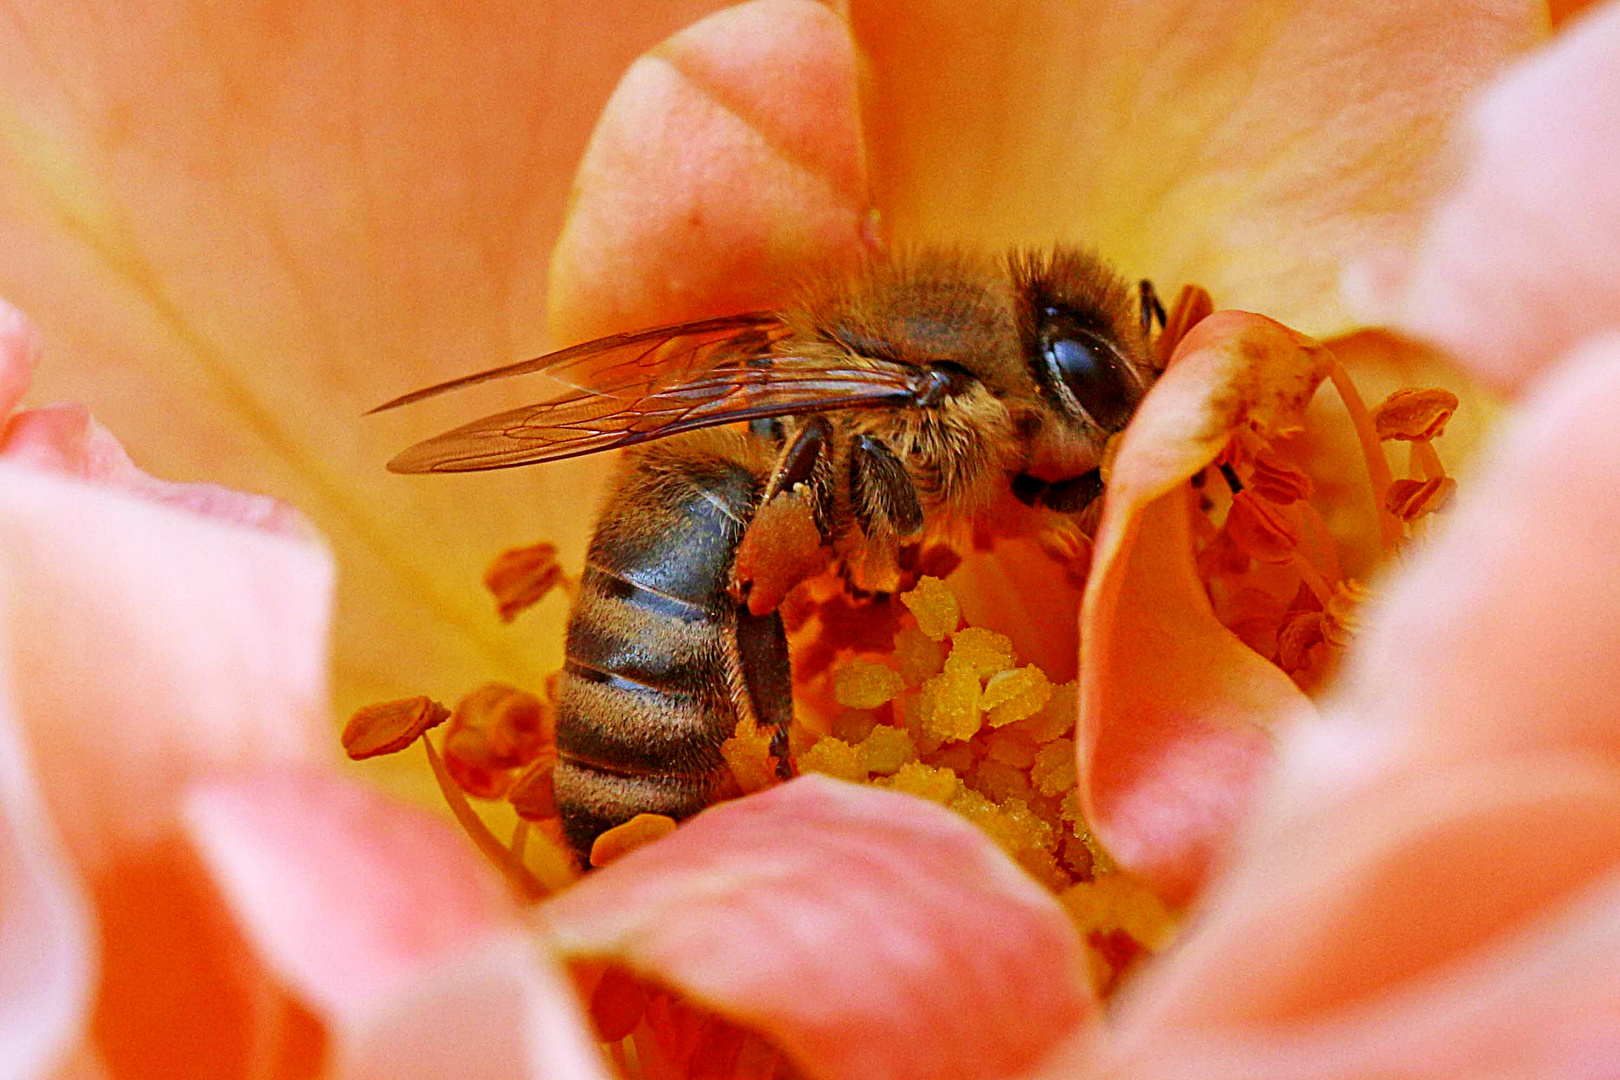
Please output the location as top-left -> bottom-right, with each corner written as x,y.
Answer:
2,0 -> 1597,1078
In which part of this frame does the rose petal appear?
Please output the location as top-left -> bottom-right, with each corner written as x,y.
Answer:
1096,755 -> 1620,1079
0,297 -> 42,417
1329,331 -> 1620,774
332,930 -> 609,1080
540,775 -> 1092,1080
0,674 -> 91,1080
851,0 -> 1538,338
183,768 -> 514,1016
1369,3 -> 1620,390
0,1 -> 731,762
0,463 -> 332,868
1079,313 -> 1328,902
548,0 -> 872,343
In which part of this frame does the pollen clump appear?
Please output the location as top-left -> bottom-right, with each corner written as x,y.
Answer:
948,626 -> 1016,678
982,664 -> 1053,727
798,736 -> 867,783
919,657 -> 984,742
590,813 -> 678,868
892,624 -> 946,686
832,660 -> 906,709
858,724 -> 917,775
1031,738 -> 1079,798
721,716 -> 779,794
899,575 -> 960,640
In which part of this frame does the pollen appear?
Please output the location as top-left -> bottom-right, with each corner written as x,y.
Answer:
720,716 -> 779,794
589,813 -> 678,868
831,659 -> 906,709
919,657 -> 984,742
798,736 -> 867,783
858,724 -> 918,775
892,624 -> 946,686
1031,738 -> 1079,798
948,626 -> 1016,678
982,664 -> 1053,727
341,695 -> 449,759
899,575 -> 960,641
879,761 -> 962,804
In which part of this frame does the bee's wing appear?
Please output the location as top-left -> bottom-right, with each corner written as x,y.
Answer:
385,358 -> 925,473
368,313 -> 788,412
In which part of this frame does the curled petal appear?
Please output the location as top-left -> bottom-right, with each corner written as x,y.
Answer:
549,0 -> 872,343
1367,2 -> 1620,390
540,776 -> 1092,1080
1080,313 -> 1327,902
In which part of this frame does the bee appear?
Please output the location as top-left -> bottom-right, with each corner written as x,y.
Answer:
375,248 -> 1162,859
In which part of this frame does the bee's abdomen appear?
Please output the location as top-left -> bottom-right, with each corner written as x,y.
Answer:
554,448 -> 766,858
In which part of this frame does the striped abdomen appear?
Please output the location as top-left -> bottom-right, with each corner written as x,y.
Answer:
553,433 -> 792,859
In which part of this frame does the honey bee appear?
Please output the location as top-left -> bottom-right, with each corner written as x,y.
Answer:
375,248 -> 1163,859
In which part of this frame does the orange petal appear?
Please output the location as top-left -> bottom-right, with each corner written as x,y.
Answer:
1332,331 -> 1620,773
539,775 -> 1092,1080
185,768 -> 608,1080
1366,2 -> 1620,391
0,464 -> 333,869
548,0 -> 872,343
0,695 -> 91,1080
1079,313 -> 1327,902
0,1 -> 732,754
852,0 -> 1538,337
1095,757 -> 1620,1079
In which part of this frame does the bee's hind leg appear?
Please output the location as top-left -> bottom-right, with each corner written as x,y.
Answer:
731,417 -> 836,615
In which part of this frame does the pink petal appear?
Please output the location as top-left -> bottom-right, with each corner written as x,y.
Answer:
1095,758 -> 1620,1079
332,930 -> 610,1080
0,1 -> 731,737
852,0 -> 1538,338
2,404 -> 308,537
1366,2 -> 1620,390
540,775 -> 1092,1080
1079,313 -> 1327,903
0,297 -> 41,417
1332,330 -> 1620,773
183,768 -> 513,1015
184,768 -> 609,1080
0,686 -> 91,1080
548,0 -> 872,344
0,463 -> 332,869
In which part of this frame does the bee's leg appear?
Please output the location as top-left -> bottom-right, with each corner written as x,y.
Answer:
1139,278 -> 1169,340
1039,468 -> 1104,513
732,417 -> 836,614
844,434 -> 924,594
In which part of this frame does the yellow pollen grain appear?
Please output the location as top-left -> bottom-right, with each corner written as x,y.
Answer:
983,727 -> 1039,769
900,576 -> 960,641
983,664 -> 1053,727
1060,874 -> 1178,952
832,660 -> 906,709
858,724 -> 918,776
893,624 -> 946,686
879,761 -> 962,804
919,657 -> 983,742
1032,738 -> 1079,798
949,626 -> 1017,678
1011,680 -> 1077,744
721,716 -> 778,794
799,736 -> 867,783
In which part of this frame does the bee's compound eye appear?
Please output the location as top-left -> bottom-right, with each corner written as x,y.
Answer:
1045,334 -> 1136,432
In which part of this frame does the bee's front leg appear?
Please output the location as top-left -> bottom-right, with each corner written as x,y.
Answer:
731,417 -> 836,615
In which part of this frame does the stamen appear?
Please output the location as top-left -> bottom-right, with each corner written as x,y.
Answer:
1327,359 -> 1402,554
590,813 -> 679,868
421,736 -> 549,902
483,541 -> 574,623
341,696 -> 449,760
1371,387 -> 1459,442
